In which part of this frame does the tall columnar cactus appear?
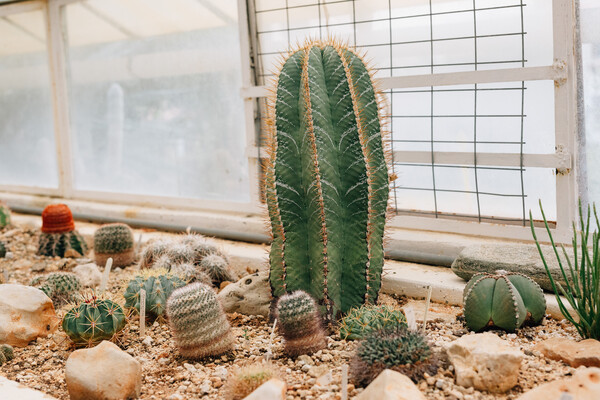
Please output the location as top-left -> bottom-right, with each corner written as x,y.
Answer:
0,344 -> 14,366
94,223 -> 135,267
265,40 -> 391,319
463,270 -> 546,332
37,204 -> 87,258
35,272 -> 81,303
0,202 -> 11,228
275,290 -> 327,356
124,271 -> 186,320
62,295 -> 126,346
166,282 -> 234,359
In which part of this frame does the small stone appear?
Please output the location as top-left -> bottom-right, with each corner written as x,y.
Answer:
435,379 -> 445,389
213,366 -> 228,380
357,369 -> 426,400
199,379 -> 212,394
13,259 -> 33,270
446,332 -> 523,393
73,263 -> 102,288
65,341 -> 142,400
535,338 -> 600,368
166,394 -> 184,400
315,371 -> 332,386
142,336 -> 153,347
517,367 -> 600,399
183,363 -> 195,372
217,272 -> 270,316
0,377 -> 57,399
31,262 -> 46,272
298,354 -> 314,366
244,378 -> 287,400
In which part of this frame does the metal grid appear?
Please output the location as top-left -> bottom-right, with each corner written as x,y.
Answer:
251,0 -> 551,225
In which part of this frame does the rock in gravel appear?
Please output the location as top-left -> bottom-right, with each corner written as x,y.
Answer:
517,367 -> 600,400
73,263 -> 102,288
218,271 -> 271,317
65,340 -> 142,400
0,284 -> 57,347
243,378 -> 286,400
357,369 -> 426,400
535,337 -> 600,368
0,376 -> 58,399
451,243 -> 571,291
446,332 -> 523,393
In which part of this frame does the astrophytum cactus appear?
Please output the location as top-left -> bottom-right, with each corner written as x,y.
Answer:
265,39 -> 391,320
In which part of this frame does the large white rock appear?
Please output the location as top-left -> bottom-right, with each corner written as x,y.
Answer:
66,340 -> 142,400
356,369 -> 426,400
517,367 -> 600,400
73,263 -> 102,288
0,283 -> 57,347
218,271 -> 271,317
446,332 -> 523,393
0,376 -> 58,399
243,378 -> 286,400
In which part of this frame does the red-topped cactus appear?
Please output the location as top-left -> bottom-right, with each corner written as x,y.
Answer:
38,204 -> 87,257
41,204 -> 75,233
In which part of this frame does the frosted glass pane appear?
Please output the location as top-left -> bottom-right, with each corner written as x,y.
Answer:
63,0 -> 249,202
0,10 -> 58,188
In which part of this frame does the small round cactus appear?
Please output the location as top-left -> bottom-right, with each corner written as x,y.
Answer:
62,295 -> 126,346
225,362 -> 281,400
0,202 -> 11,228
0,344 -> 14,366
34,272 -> 81,304
167,282 -> 234,359
463,270 -> 546,332
94,223 -> 135,267
350,327 -> 438,386
200,253 -> 235,285
275,291 -> 327,356
339,305 -> 407,340
37,204 -> 87,258
139,239 -> 170,269
180,234 -> 220,262
124,271 -> 186,319
171,262 -> 212,285
0,241 -> 6,258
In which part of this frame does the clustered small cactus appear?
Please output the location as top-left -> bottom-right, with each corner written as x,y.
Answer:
0,344 -> 14,366
0,241 -> 6,258
0,202 -> 10,228
275,291 -> 327,356
37,204 -> 87,258
124,270 -> 186,320
350,327 -> 438,386
170,262 -> 212,285
225,362 -> 281,400
463,270 -> 546,332
34,272 -> 81,304
200,253 -> 235,286
339,305 -> 407,340
166,282 -> 234,359
62,295 -> 126,346
94,223 -> 135,267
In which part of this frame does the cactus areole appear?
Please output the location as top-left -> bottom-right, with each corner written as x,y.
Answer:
265,40 -> 391,320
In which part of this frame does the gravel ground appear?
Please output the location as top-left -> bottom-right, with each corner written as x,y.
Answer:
0,220 -> 581,400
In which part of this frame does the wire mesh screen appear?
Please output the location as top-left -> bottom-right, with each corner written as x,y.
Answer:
251,0 -> 557,224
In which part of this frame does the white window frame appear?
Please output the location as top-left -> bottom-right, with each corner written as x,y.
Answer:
0,0 -> 579,243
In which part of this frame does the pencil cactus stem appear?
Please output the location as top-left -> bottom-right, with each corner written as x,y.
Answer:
266,40 -> 390,319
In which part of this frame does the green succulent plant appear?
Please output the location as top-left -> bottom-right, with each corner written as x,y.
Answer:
0,344 -> 14,366
339,305 -> 407,340
0,202 -> 10,228
62,295 -> 126,346
166,282 -> 233,359
350,327 -> 438,386
276,290 -> 327,356
94,223 -> 135,267
123,271 -> 186,319
38,231 -> 88,258
34,272 -> 81,303
463,270 -> 546,332
265,39 -> 390,321
0,241 -> 6,258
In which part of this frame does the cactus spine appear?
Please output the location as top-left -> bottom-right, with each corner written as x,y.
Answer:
463,270 -> 546,332
62,295 -> 126,346
94,223 -> 135,267
166,282 -> 233,359
265,40 -> 390,319
0,202 -> 11,228
37,204 -> 87,257
124,271 -> 186,319
275,290 -> 327,356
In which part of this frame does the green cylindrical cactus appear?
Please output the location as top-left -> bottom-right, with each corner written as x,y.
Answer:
124,271 -> 186,319
265,40 -> 390,320
62,295 -> 126,346
38,231 -> 87,258
276,290 -> 327,356
463,270 -> 546,332
94,223 -> 135,267
166,282 -> 234,359
0,202 -> 11,228
200,253 -> 235,285
339,305 -> 407,340
350,327 -> 438,386
0,241 -> 6,258
0,344 -> 14,366
34,272 -> 81,304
